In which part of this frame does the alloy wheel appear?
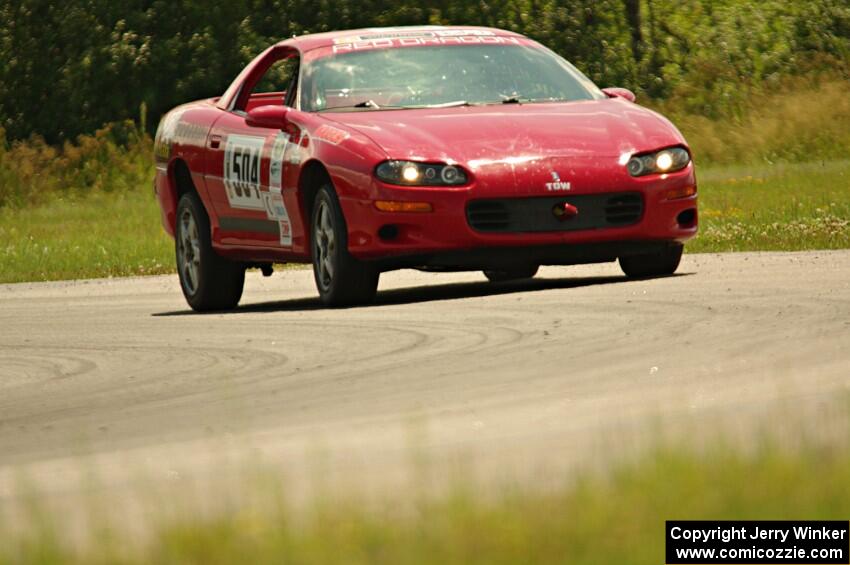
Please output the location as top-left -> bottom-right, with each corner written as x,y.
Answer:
178,208 -> 201,295
314,199 -> 336,291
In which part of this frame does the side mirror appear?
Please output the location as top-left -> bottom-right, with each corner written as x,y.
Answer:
246,105 -> 290,129
601,87 -> 636,103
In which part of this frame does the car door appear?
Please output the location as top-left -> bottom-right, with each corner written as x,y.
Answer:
205,53 -> 299,249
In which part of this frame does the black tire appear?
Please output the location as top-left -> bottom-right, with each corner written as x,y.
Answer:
483,265 -> 539,282
311,184 -> 379,306
619,244 -> 683,278
175,192 -> 245,311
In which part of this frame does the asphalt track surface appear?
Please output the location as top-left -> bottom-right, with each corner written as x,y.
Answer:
1,251 -> 849,516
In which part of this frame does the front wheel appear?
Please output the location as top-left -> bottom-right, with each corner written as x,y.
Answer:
176,192 -> 245,311
619,244 -> 683,278
312,185 -> 379,307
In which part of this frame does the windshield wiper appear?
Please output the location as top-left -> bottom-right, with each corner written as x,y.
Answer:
319,100 -> 471,112
318,100 -> 385,112
319,101 -> 415,112
422,100 -> 471,108
500,96 -> 575,105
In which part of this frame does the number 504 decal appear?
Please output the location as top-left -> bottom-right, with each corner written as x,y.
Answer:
223,135 -> 266,210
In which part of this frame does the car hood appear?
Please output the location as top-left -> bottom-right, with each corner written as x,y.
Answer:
324,99 -> 685,194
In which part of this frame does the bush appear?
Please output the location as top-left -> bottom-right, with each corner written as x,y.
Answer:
0,121 -> 151,208
655,78 -> 850,165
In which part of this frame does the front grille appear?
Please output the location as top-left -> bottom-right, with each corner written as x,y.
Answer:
465,200 -> 512,232
467,192 -> 643,233
604,194 -> 643,225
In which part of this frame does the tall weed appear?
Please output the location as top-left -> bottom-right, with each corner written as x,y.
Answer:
0,122 -> 151,208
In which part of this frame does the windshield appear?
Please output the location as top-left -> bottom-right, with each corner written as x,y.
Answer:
300,44 -> 604,112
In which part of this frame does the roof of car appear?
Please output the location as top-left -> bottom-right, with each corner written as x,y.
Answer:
277,25 -> 526,52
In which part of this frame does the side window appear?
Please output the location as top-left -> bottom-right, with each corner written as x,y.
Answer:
243,56 -> 299,112
254,57 -> 298,96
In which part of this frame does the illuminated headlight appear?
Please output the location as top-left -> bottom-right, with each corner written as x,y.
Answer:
655,151 -> 674,171
627,147 -> 690,177
376,161 -> 468,186
401,164 -> 420,182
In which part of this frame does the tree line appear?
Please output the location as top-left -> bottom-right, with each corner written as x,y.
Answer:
1,0 -> 847,143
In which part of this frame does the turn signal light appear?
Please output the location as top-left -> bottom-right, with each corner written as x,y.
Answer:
665,185 -> 697,200
374,200 -> 433,213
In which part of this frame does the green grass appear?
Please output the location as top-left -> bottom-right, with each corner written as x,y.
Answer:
690,159 -> 850,252
1,160 -> 848,284
2,440 -> 849,564
0,188 -> 172,283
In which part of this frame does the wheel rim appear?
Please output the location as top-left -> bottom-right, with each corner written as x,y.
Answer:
314,199 -> 336,291
178,208 -> 201,296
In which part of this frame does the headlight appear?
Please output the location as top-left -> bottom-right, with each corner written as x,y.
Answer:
376,161 -> 469,186
627,147 -> 690,177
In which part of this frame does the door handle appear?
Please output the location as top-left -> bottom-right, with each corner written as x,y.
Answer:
209,134 -> 222,149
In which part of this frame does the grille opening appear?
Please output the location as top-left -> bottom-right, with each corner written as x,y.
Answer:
467,192 -> 643,233
677,208 -> 697,227
378,224 -> 399,241
604,194 -> 643,225
466,201 -> 511,231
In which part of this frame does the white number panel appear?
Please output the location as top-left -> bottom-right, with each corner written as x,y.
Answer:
269,132 -> 289,193
223,135 -> 266,210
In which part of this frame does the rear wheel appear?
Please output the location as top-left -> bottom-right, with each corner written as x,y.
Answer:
619,244 -> 683,278
312,185 -> 379,306
176,192 -> 245,311
483,265 -> 539,282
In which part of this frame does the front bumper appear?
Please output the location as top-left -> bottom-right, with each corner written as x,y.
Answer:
341,167 -> 698,264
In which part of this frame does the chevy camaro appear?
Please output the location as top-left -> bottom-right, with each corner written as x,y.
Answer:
153,26 -> 698,310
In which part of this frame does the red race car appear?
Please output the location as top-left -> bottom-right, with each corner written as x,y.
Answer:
154,26 -> 697,310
